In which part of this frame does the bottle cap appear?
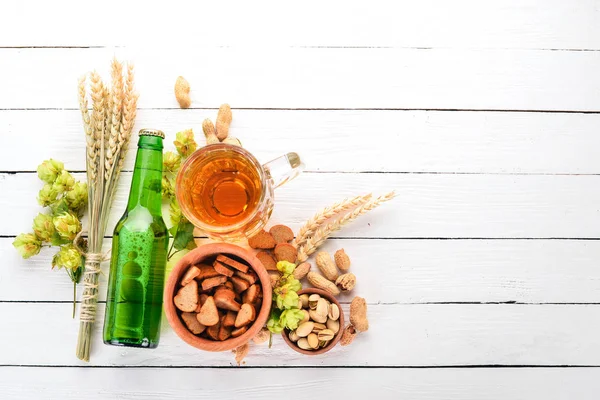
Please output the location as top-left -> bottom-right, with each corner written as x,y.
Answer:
139,128 -> 165,139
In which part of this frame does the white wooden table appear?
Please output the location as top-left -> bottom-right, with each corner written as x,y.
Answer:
1,1 -> 600,398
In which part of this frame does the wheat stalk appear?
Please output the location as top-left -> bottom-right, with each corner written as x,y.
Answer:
293,194 -> 372,247
297,191 -> 396,263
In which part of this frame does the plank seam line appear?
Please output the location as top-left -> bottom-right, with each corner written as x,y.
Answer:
1,364 -> 599,369
0,107 -> 599,114
1,45 -> 600,52
2,236 -> 600,241
4,170 -> 600,177
2,300 -> 599,306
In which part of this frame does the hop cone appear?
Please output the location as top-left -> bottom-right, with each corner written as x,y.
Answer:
53,212 -> 82,241
37,159 -> 64,184
13,233 -> 42,259
32,213 -> 55,242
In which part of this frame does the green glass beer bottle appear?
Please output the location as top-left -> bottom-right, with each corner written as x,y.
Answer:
103,129 -> 168,348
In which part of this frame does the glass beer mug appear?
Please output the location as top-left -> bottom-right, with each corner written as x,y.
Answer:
176,144 -> 303,240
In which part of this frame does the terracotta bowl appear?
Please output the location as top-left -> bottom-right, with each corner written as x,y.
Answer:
281,288 -> 345,355
164,243 -> 272,352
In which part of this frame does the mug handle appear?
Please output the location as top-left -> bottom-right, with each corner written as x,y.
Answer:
262,152 -> 304,189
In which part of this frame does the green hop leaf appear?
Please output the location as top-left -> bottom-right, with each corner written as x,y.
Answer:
53,211 -> 82,241
276,260 -> 296,275
52,244 -> 83,271
32,213 -> 55,242
38,184 -> 60,207
13,233 -> 42,259
37,159 -> 64,184
163,151 -> 181,173
280,308 -> 305,331
173,220 -> 195,251
53,170 -> 75,193
174,129 -> 197,158
64,181 -> 88,213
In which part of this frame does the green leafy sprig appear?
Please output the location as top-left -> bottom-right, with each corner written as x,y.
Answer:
162,129 -> 198,260
13,159 -> 88,316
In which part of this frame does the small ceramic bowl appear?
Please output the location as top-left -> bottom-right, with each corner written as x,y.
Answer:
281,288 -> 345,355
164,243 -> 272,352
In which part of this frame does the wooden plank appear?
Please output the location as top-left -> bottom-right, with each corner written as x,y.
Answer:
1,366 -> 598,400
2,48 -> 600,111
1,303 -> 599,366
3,109 -> 600,174
2,0 -> 599,50
4,238 -> 600,304
2,172 -> 599,238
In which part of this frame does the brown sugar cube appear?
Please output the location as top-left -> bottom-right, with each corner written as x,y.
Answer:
197,296 -> 219,326
174,280 -> 199,312
223,310 -> 237,327
216,254 -> 249,273
224,280 -> 234,290
243,284 -> 261,304
205,321 -> 221,340
270,224 -> 294,244
181,266 -> 200,286
248,230 -> 276,249
234,303 -> 256,328
256,251 -> 278,271
181,312 -> 206,335
274,243 -> 298,263
231,326 -> 248,338
214,287 -> 242,312
201,275 -> 228,291
213,261 -> 235,277
230,276 -> 251,293
195,264 -> 221,281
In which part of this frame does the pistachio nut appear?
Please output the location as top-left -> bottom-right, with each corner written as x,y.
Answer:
297,299 -> 303,309
309,309 -> 328,324
328,303 -> 340,321
308,294 -> 320,309
312,322 -> 327,332
326,318 -> 340,334
318,329 -> 335,341
319,340 -> 328,348
296,321 -> 315,337
307,333 -> 319,349
300,309 -> 310,324
299,294 -> 309,309
288,330 -> 300,342
316,298 -> 329,318
297,337 -> 311,350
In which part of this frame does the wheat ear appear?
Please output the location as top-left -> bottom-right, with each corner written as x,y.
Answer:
108,63 -> 138,198
116,63 -> 138,173
297,191 -> 396,263
104,58 -> 124,181
293,194 -> 372,247
78,75 -> 96,184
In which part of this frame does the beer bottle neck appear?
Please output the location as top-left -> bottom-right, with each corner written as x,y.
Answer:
126,136 -> 163,215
